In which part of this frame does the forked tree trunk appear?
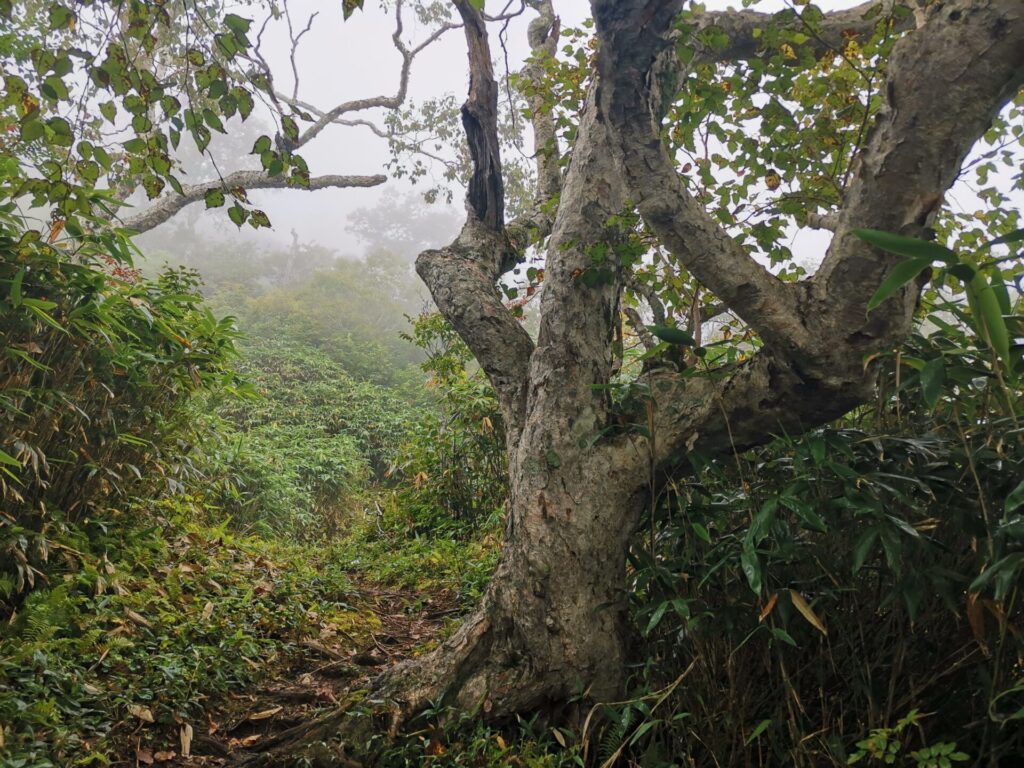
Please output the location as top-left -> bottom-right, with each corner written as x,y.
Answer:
247,2 -> 1023,764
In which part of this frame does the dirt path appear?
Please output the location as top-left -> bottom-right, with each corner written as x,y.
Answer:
138,579 -> 459,767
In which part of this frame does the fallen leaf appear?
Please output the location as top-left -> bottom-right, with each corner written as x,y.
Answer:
247,706 -> 283,721
125,609 -> 153,629
201,601 -> 214,621
180,723 -> 193,757
154,750 -> 176,762
229,734 -> 262,748
136,747 -> 154,765
789,590 -> 827,637
129,704 -> 155,723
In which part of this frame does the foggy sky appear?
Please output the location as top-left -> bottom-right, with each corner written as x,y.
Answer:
171,1 -> 824,255
154,0 -> 1021,268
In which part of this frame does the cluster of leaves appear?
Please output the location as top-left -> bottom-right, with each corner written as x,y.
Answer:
0,0 -> 310,235
604,264 -> 1023,765
0,499 -> 360,767
0,209 -> 243,612
389,312 -> 507,537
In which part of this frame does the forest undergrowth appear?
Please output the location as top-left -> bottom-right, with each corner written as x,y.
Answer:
3,225 -> 1023,767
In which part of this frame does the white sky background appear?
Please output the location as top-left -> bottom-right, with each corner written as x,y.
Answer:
173,0 -> 1020,267
187,0 -> 812,255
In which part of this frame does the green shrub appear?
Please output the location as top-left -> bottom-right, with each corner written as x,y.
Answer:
1,217 -> 243,613
389,312 -> 507,537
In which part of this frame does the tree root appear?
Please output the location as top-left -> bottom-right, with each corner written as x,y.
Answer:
231,612 -> 497,767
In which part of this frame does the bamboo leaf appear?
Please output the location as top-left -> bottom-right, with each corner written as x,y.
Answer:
789,590 -> 828,636
984,227 -> 1024,247
854,228 -> 957,264
866,257 -> 933,313
919,357 -> 945,409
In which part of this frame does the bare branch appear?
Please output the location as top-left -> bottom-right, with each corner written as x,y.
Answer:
622,306 -> 657,351
287,3 -> 461,151
120,171 -> 386,234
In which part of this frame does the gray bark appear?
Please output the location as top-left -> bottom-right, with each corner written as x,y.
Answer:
314,0 -> 1024,749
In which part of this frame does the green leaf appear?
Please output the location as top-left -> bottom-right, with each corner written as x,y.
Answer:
984,227 -> 1024,247
647,324 -> 696,346
252,135 -> 272,154
969,553 -> 1024,599
46,116 -> 74,146
204,188 -> 225,208
853,228 -> 957,264
968,272 -> 1012,372
281,116 -> 299,142
741,545 -> 762,595
342,0 -> 364,19
745,719 -> 771,745
228,203 -> 247,227
20,118 -> 45,142
769,627 -> 796,647
852,529 -> 877,574
691,522 -> 712,544
919,357 -> 945,409
1005,480 -> 1024,515
223,13 -> 252,35
866,257 -> 932,313
10,266 -> 25,306
0,448 -> 21,467
644,601 -> 668,635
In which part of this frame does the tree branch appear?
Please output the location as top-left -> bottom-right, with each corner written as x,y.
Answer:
120,171 -> 386,234
287,2 -> 461,151
810,0 -> 1024,356
610,0 -> 1024,480
415,1 -> 533,437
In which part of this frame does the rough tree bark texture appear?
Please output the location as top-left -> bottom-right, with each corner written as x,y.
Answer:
268,1 -> 1022,762
376,0 -> 1024,724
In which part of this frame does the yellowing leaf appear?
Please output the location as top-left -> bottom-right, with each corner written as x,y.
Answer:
129,704 -> 155,723
789,590 -> 827,636
247,705 -> 283,721
758,592 -> 779,623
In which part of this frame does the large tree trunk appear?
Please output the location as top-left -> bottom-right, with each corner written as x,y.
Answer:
384,0 -> 1024,718
249,2 -> 1024,763
371,462 -> 646,718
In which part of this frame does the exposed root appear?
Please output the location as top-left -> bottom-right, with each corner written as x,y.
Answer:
230,612 -> 496,767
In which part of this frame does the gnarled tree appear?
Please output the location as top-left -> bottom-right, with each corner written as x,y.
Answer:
293,0 -> 1024,752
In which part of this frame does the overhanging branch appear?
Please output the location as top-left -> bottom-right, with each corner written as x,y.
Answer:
120,170 -> 386,234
